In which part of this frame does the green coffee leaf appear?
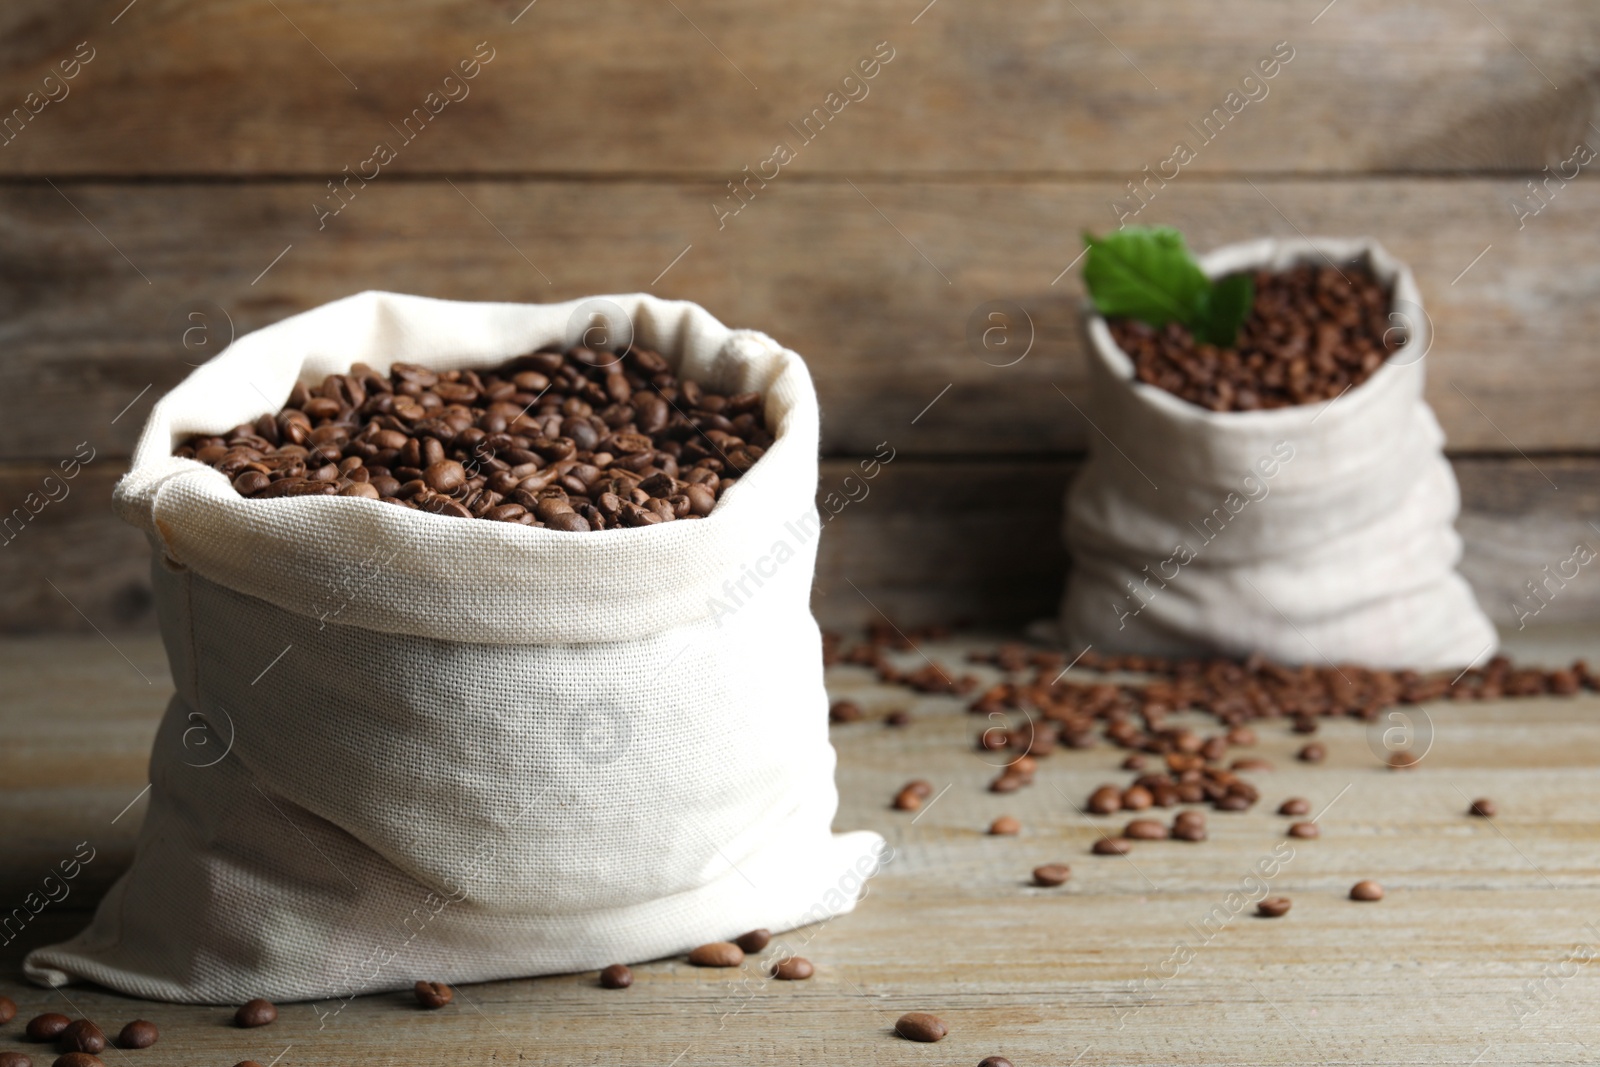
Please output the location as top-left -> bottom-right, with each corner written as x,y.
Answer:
1082,226 -> 1253,348
1194,272 -> 1255,348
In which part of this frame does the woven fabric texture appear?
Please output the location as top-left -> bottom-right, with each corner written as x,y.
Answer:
25,291 -> 884,1003
1059,238 -> 1497,670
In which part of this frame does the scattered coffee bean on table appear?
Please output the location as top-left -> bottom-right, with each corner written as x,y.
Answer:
1288,822 -> 1320,839
687,942 -> 744,967
1469,798 -> 1498,818
1350,880 -> 1385,901
234,999 -> 277,1028
989,815 -> 1022,836
1296,742 -> 1326,763
978,1058 -> 1015,1067
1110,263 -> 1400,412
735,929 -> 772,953
1032,863 -> 1072,887
1257,897 -> 1292,918
26,1015 -> 70,1042
1387,750 -> 1420,770
893,780 -> 933,811
233,1061 -> 267,1067
1092,837 -> 1132,855
894,1012 -> 948,1042
0,1053 -> 29,1067
0,996 -> 14,1024
1088,784 -> 1123,814
600,964 -> 634,989
885,709 -> 912,727
114,1021 -> 158,1050
829,700 -> 863,724
413,981 -> 453,1009
772,957 -> 815,981
1120,753 -> 1147,771
1278,797 -> 1311,816
176,349 -> 771,528
1124,818 -> 1168,840
56,1022 -> 104,1055
51,1055 -> 101,1067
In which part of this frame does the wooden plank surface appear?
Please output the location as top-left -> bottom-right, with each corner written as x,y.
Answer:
0,1 -> 1594,176
1,178 -> 1598,460
3,629 -> 1600,1066
2,457 -> 1593,635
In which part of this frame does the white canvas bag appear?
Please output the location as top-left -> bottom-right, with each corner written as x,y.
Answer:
26,291 -> 884,1004
1059,237 -> 1497,670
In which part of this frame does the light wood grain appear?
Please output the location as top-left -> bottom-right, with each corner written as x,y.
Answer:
1,178 -> 1598,460
3,630 -> 1600,1066
0,1 -> 1595,177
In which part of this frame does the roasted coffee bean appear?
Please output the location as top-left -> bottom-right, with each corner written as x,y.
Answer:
26,1015 -> 71,1042
1124,818 -> 1168,840
600,964 -> 633,989
1214,794 -> 1252,812
1231,757 -> 1273,772
772,956 -> 814,980
232,1062 -> 266,1067
1092,837 -> 1132,855
1291,717 -> 1319,735
989,816 -> 1021,836
885,709 -> 911,727
1227,726 -> 1257,746
1121,754 -> 1147,771
1172,821 -> 1208,842
978,1059 -> 1015,1067
183,349 -> 767,527
1111,263 -> 1399,412
0,1052 -> 30,1067
1121,786 -> 1154,811
735,929 -> 772,953
1032,863 -> 1071,887
414,981 -> 453,1009
115,1021 -> 158,1050
56,1022 -> 104,1055
1288,822 -> 1320,839
1296,742 -> 1326,763
1088,785 -> 1123,814
1468,797 -> 1497,818
989,772 -> 1024,794
234,999 -> 277,1028
1278,797 -> 1311,816
1257,896 -> 1292,918
892,788 -> 923,811
829,700 -> 863,723
688,942 -> 744,967
0,995 -> 14,1024
1387,750 -> 1420,770
51,1056 -> 101,1067
1350,880 -> 1385,901
894,1012 -> 948,1042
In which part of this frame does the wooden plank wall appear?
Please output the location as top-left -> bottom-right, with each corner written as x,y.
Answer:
0,0 -> 1596,635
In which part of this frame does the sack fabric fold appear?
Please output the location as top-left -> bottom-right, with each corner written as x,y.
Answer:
1059,237 -> 1497,670
26,291 -> 884,1003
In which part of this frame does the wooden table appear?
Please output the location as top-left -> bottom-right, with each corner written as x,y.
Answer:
4,628 -> 1600,1066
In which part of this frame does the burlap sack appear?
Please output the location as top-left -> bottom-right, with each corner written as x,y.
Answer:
26,291 -> 884,1004
1059,237 -> 1497,670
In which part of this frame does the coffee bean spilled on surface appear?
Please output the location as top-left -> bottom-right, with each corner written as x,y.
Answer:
175,347 -> 772,529
1110,263 -> 1400,412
